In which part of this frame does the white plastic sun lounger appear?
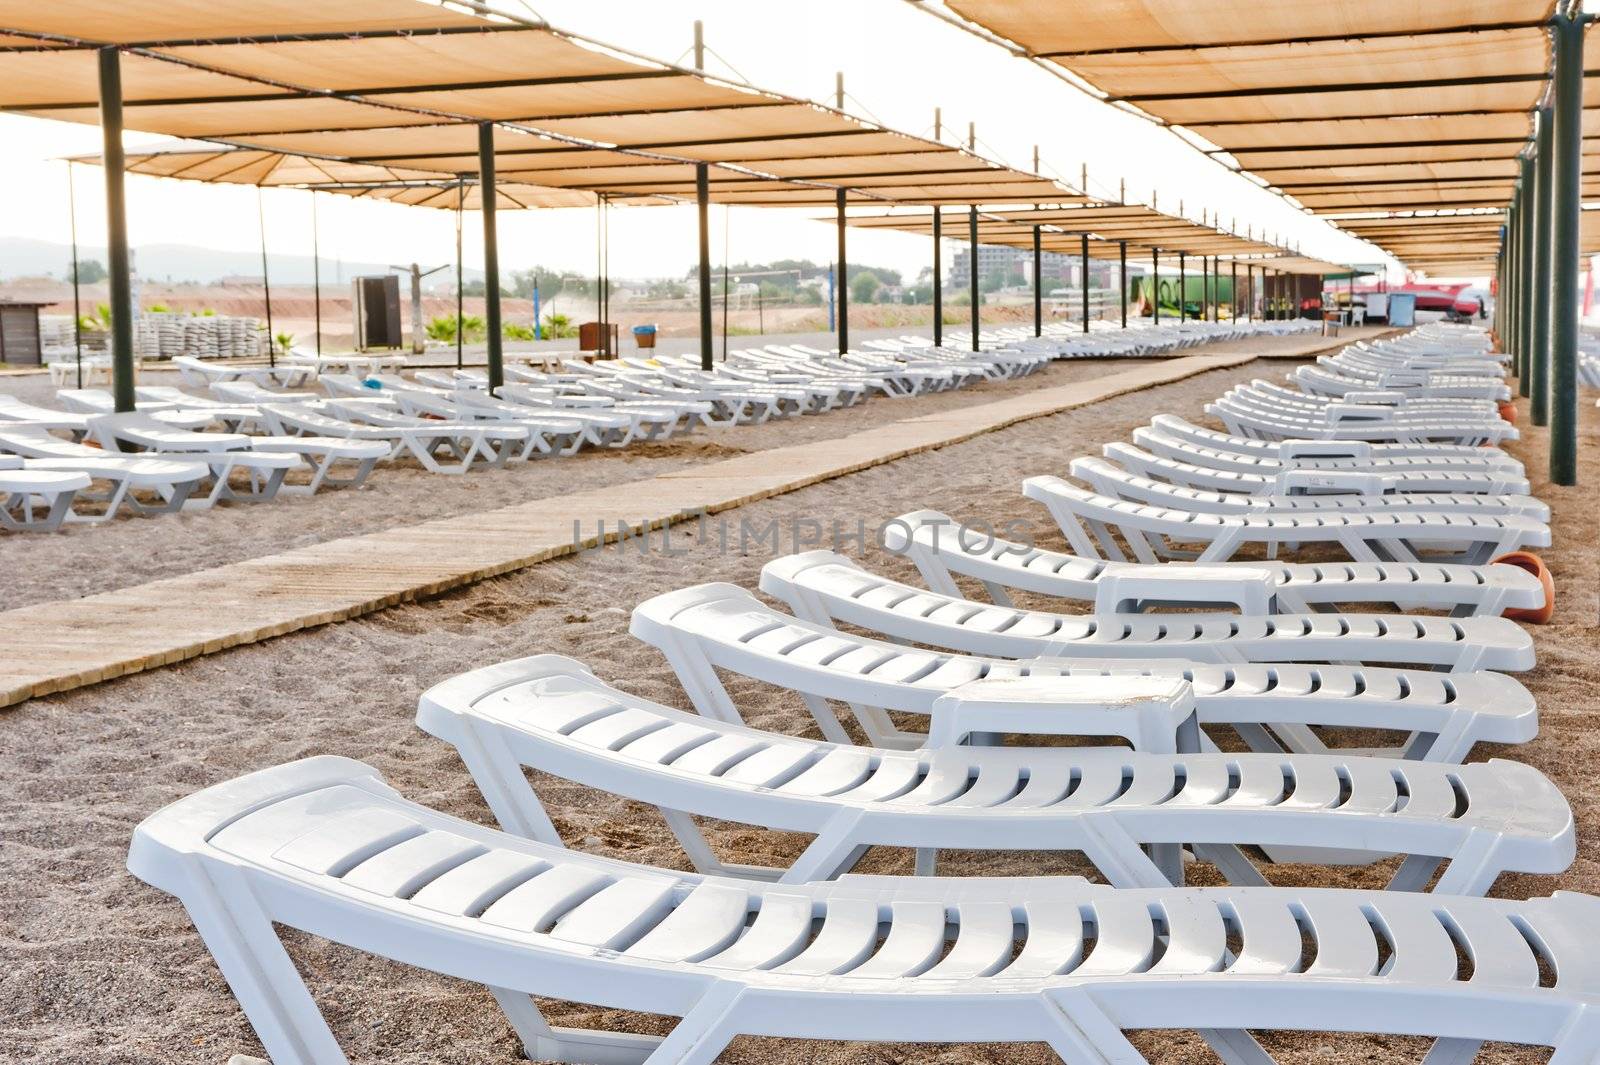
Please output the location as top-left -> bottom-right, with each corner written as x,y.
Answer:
85,412 -> 303,506
566,361 -> 780,425
1105,440 -> 1530,497
1208,396 -> 1517,446
260,403 -> 523,475
171,354 -> 314,390
448,388 -> 638,448
390,390 -> 589,457
760,551 -> 1533,673
881,508 -> 1547,618
130,756 -> 1600,1065
1069,456 -> 1550,522
0,464 -> 89,531
208,380 -> 321,406
1024,476 -> 1549,566
1297,362 -> 1511,402
55,387 -> 236,430
0,394 -> 90,436
1148,415 -> 1524,469
496,383 -> 683,441
420,654 -> 1570,891
631,583 -> 1536,759
1131,425 -> 1531,495
0,424 -> 207,518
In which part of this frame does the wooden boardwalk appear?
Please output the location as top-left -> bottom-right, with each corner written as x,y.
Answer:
0,339 -> 1354,708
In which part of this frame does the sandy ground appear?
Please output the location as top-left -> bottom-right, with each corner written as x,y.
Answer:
1,355 -> 1594,1064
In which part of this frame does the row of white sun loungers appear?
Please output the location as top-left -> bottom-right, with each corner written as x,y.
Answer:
129,322 -> 1600,1061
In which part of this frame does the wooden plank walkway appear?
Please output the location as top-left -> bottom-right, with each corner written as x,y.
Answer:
0,345 -> 1321,708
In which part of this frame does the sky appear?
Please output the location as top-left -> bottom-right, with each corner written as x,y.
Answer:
0,0 -> 1438,285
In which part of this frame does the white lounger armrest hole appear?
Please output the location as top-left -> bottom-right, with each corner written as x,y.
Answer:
1272,469 -> 1396,497
1277,440 -> 1373,462
926,674 -> 1199,753
1094,563 -> 1277,616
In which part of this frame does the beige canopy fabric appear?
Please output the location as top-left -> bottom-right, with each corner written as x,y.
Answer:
845,204 -> 1317,267
70,143 -> 601,209
0,1 -> 1085,210
937,0 -> 1560,271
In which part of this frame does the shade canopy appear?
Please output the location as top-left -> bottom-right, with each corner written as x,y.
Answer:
0,0 -> 1086,209
845,204 -> 1332,269
935,0 -> 1562,271
67,141 -> 602,208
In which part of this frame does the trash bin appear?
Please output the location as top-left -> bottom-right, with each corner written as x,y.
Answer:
632,324 -> 658,350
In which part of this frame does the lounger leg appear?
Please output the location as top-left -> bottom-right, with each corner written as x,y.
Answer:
657,808 -> 781,880
1039,990 -> 1148,1064
173,863 -> 349,1065
453,722 -> 564,845
780,811 -> 871,883
1419,1037 -> 1484,1064
489,987 -> 661,1065
641,982 -> 744,1065
1077,817 -> 1174,888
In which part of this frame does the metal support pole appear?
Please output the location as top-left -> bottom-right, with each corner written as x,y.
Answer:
1531,108 -> 1555,425
1231,260 -> 1238,321
454,180 -> 463,368
968,205 -> 979,352
98,47 -> 136,412
1119,241 -> 1127,328
1505,191 -> 1520,361
1549,10 -> 1586,485
932,209 -> 942,346
721,204 -> 730,360
1151,248 -> 1160,325
1080,233 -> 1089,333
311,190 -> 323,357
1178,252 -> 1187,321
67,161 -> 83,389
836,188 -> 849,354
1516,155 -> 1536,386
695,162 -> 712,371
1032,225 -> 1042,336
477,122 -> 503,392
257,187 -> 274,366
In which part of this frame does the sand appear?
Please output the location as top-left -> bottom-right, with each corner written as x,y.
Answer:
0,358 -> 1594,1064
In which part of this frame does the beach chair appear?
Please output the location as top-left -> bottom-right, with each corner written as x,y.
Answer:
1130,425 -> 1531,495
387,390 -> 589,457
0,424 -> 207,518
450,388 -> 640,447
259,403 -> 524,475
54,387 -> 233,430
1068,456 -> 1549,522
130,756 -> 1600,1065
881,508 -> 1547,618
85,412 -> 302,506
0,463 -> 89,531
171,355 -> 312,390
420,654 -> 1570,890
1023,476 -> 1548,566
759,550 -> 1532,673
208,380 -> 322,405
0,394 -> 90,437
496,383 -> 684,441
631,583 -> 1536,759
1207,395 -> 1517,446
1146,415 -> 1523,468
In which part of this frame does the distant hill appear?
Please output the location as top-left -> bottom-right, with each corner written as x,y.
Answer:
0,236 -> 485,286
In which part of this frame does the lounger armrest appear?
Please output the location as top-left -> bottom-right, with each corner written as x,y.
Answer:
925,673 -> 1200,753
1272,469 -> 1396,497
1378,370 -> 1432,389
1324,403 -> 1392,425
1093,563 -> 1277,615
1344,390 -> 1408,406
1277,439 -> 1373,462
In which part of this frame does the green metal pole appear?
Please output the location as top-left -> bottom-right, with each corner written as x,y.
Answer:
836,188 -> 849,354
1531,108 -> 1555,425
1517,155 -> 1536,387
969,205 -> 979,352
97,47 -> 135,413
477,122 -> 503,392
1506,189 -> 1521,366
695,164 -> 712,370
1549,10 -> 1587,485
